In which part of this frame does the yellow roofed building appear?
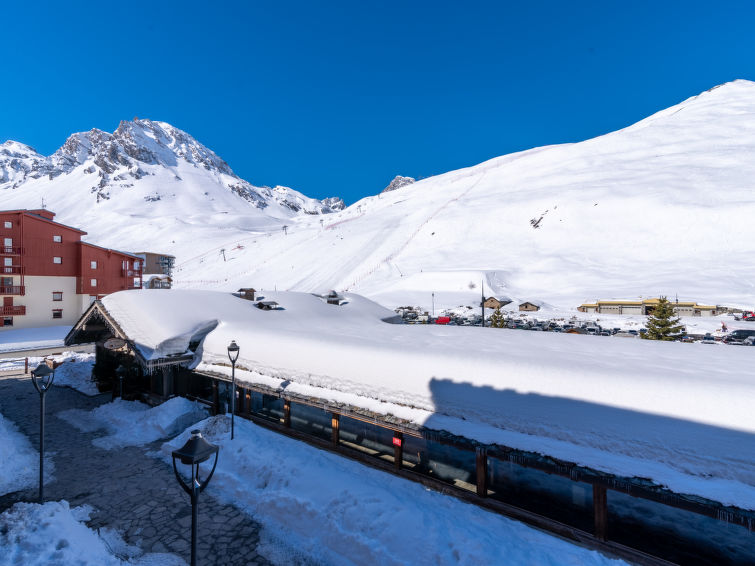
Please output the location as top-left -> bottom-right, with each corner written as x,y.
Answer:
578,298 -> 718,317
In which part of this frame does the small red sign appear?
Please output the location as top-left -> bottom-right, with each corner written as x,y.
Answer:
392,437 -> 402,447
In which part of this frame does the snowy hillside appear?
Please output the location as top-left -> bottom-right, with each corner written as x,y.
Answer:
3,82 -> 755,311
168,80 -> 755,310
0,119 -> 343,251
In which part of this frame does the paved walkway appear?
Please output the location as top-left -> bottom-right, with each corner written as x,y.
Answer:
0,376 -> 274,566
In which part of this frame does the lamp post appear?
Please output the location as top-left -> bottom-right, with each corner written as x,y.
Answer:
227,340 -> 240,440
31,362 -> 55,502
172,430 -> 219,566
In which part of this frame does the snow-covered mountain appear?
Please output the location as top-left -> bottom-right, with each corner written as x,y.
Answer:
0,119 -> 343,242
3,82 -> 755,312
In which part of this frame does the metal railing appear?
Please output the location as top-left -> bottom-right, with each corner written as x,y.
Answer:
0,286 -> 24,295
2,266 -> 24,274
0,305 -> 26,315
1,246 -> 24,255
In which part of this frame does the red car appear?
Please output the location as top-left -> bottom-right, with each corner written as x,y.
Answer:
743,311 -> 755,321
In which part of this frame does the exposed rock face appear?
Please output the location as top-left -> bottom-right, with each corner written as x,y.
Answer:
0,119 -> 342,215
381,175 -> 415,194
0,141 -> 45,188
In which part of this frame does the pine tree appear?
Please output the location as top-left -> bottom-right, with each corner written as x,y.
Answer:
489,307 -> 505,328
643,297 -> 684,340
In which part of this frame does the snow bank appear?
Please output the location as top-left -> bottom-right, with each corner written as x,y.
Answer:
161,416 -> 625,566
50,353 -> 99,396
0,411 -> 39,496
0,501 -> 183,566
59,397 -> 208,450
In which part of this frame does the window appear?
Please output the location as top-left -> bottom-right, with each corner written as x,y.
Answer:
3,221 -> 11,229
52,292 -> 63,301
52,309 -> 63,319
90,279 -> 97,287
90,260 -> 97,269
134,261 -> 141,270
53,235 -> 62,243
3,238 -> 11,247
53,257 -> 62,264
2,317 -> 12,327
3,258 -> 11,267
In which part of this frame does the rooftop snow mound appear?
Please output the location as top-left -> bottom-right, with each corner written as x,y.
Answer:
90,288 -> 755,510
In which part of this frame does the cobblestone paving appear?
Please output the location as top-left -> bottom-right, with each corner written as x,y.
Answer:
0,374 -> 273,566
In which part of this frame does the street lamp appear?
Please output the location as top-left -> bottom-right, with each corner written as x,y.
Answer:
31,362 -> 55,502
172,430 -> 219,566
227,341 -> 240,440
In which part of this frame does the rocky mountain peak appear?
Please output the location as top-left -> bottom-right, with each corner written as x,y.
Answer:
381,175 -> 415,194
1,119 -> 344,217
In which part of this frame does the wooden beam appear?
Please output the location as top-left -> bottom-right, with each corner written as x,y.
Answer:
476,446 -> 488,497
331,413 -> 340,447
594,485 -> 608,541
211,381 -> 219,416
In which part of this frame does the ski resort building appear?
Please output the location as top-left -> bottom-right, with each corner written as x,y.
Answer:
0,209 -> 142,330
133,252 -> 175,289
578,298 -> 718,316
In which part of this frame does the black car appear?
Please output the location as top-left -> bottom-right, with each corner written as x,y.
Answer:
722,329 -> 755,344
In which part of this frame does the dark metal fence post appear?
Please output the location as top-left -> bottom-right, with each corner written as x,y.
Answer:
593,485 -> 608,541
476,446 -> 488,497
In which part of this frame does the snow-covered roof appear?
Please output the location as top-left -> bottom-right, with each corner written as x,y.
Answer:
96,289 -> 755,510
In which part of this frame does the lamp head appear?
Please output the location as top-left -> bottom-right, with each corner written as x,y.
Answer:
31,362 -> 55,391
227,340 -> 240,363
171,429 -> 219,466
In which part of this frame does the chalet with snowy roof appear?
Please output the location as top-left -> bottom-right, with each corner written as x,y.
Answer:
1,209 -> 142,330
324,290 -> 346,305
578,298 -> 718,317
518,301 -> 541,312
62,289 -> 755,564
483,297 -> 511,310
256,300 -> 279,310
237,288 -> 256,300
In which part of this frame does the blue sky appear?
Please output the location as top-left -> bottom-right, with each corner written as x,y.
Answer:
2,1 -> 754,204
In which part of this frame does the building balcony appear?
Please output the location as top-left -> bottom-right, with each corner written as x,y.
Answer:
122,269 -> 141,277
0,286 -> 25,296
1,246 -> 24,255
2,266 -> 24,275
0,305 -> 26,316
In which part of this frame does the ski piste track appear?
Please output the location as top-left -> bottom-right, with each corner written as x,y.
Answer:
343,170 -> 488,291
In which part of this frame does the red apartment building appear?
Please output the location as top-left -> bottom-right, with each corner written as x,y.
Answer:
1,209 -> 142,330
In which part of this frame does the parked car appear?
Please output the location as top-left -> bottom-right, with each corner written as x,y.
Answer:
741,311 -> 755,321
722,329 -> 755,345
700,333 -> 716,344
743,336 -> 755,346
